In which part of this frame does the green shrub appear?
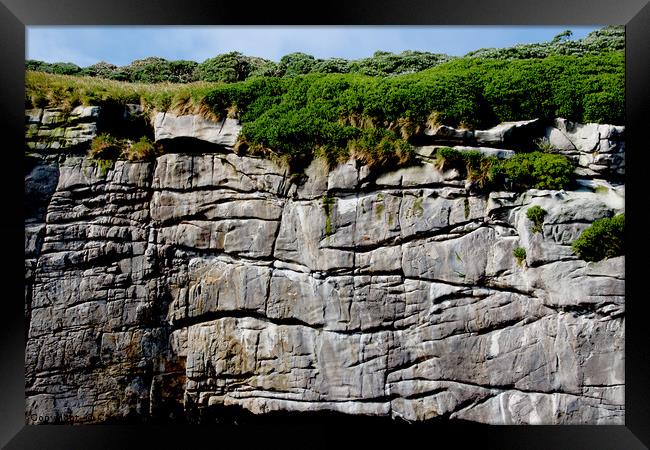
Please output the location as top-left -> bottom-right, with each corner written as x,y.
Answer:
572,214 -> 624,262
513,247 -> 527,265
277,52 -> 317,77
122,136 -> 160,161
435,147 -> 467,171
26,60 -> 83,76
347,50 -> 453,77
88,134 -> 122,160
194,52 -> 271,83
79,61 -> 120,79
124,57 -> 198,83
466,26 -> 623,60
526,205 -> 548,233
501,152 -> 574,190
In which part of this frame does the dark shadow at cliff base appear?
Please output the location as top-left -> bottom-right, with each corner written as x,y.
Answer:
184,403 -> 488,426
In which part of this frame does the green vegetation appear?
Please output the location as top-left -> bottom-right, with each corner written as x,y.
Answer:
571,214 -> 625,262
513,247 -> 527,265
88,134 -> 160,163
533,137 -> 555,152
500,152 -> 574,190
434,148 -> 573,191
25,26 -> 623,171
526,205 -> 548,233
193,52 -> 271,82
321,195 -> 336,237
466,26 -> 624,60
26,70 -> 220,116
25,26 -> 623,82
93,158 -> 115,177
88,133 -> 122,160
122,136 -> 161,161
435,149 -> 501,190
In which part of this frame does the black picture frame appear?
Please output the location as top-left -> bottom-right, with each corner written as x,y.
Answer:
2,0 -> 649,448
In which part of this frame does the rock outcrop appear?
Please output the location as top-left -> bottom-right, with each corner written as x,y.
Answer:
24,109 -> 625,424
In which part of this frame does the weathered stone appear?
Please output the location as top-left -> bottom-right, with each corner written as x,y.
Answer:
154,112 -> 241,148
545,118 -> 625,176
474,118 -> 541,146
452,145 -> 515,159
424,124 -> 473,142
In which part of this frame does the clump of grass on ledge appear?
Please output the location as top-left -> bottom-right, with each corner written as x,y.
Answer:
572,214 -> 624,262
122,136 -> 162,161
88,134 -> 161,164
88,133 -> 122,160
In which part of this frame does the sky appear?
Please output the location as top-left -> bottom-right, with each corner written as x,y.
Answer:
26,26 -> 602,67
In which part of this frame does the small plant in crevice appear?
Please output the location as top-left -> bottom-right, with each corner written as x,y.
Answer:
90,158 -> 115,177
513,246 -> 527,265
321,194 -> 336,238
571,214 -> 624,262
412,195 -> 424,217
533,137 -> 556,152
526,205 -> 548,234
434,148 -> 501,192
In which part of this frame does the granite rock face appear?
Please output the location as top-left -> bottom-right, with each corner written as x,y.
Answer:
25,114 -> 625,424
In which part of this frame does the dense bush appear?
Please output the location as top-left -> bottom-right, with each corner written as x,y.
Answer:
26,60 -> 82,75
526,205 -> 548,233
434,148 -> 572,192
500,152 -> 574,190
466,26 -> 624,60
79,61 -> 122,79
348,50 -> 453,76
346,128 -> 413,168
435,148 -> 500,189
277,52 -> 317,77
25,25 -> 624,84
125,57 -> 198,83
193,52 -> 272,82
572,214 -> 625,262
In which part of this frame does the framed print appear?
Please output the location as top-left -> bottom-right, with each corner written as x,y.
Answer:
2,0 -> 649,448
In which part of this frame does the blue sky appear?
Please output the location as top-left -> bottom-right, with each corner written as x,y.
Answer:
26,26 -> 601,66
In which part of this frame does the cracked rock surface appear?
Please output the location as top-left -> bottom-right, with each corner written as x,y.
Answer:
25,116 -> 625,424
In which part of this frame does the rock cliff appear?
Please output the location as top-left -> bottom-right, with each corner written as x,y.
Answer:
25,107 -> 625,424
